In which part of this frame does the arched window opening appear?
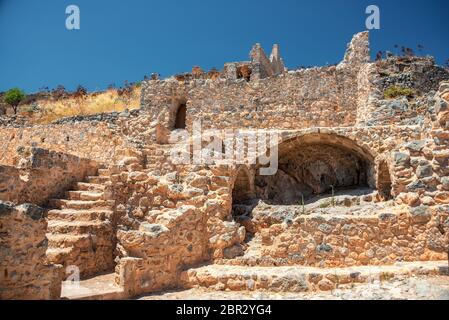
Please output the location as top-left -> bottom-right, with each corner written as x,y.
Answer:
174,104 -> 186,129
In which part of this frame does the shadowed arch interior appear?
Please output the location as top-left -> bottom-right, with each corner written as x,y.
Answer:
234,133 -> 376,205
174,103 -> 187,129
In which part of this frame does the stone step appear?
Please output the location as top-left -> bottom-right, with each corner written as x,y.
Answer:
47,234 -> 92,248
47,233 -> 114,249
127,163 -> 144,172
98,163 -> 108,170
98,169 -> 110,177
75,182 -> 105,192
47,209 -> 113,222
47,220 -> 112,235
67,191 -> 104,201
61,273 -> 125,300
86,176 -> 110,184
49,199 -> 114,210
180,261 -> 448,293
46,247 -> 74,264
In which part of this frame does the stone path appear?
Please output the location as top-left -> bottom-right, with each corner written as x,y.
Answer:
61,272 -> 124,300
180,261 -> 448,293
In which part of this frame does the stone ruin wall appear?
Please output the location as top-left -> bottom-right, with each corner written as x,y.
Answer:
0,147 -> 98,206
142,67 -> 356,134
0,148 -> 99,299
232,82 -> 449,269
241,206 -> 449,267
356,56 -> 449,127
140,32 -> 448,139
107,161 -> 245,296
0,121 -> 132,167
140,33 -> 374,138
107,123 -> 447,295
0,202 -> 62,299
0,32 -> 448,299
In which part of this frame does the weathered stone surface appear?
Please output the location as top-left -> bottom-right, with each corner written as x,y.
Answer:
0,34 -> 448,300
0,201 -> 63,300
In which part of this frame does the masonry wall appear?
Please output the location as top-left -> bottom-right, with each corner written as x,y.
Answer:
108,161 -> 244,296
253,206 -> 448,267
0,202 -> 62,299
140,33 -> 371,135
0,121 -> 131,166
0,147 -> 98,206
392,82 -> 449,207
232,83 -> 449,268
356,57 -> 449,127
141,67 -> 359,132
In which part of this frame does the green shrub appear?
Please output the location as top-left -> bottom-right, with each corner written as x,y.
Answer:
319,201 -> 331,209
383,86 -> 415,99
4,88 -> 26,114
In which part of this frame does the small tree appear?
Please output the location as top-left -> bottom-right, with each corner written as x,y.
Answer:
4,88 -> 26,114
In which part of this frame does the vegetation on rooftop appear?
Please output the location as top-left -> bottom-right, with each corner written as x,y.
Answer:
384,85 -> 415,99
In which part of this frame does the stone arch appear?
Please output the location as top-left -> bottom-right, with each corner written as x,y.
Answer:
168,98 -> 188,130
254,132 -> 376,204
155,98 -> 188,144
174,104 -> 187,129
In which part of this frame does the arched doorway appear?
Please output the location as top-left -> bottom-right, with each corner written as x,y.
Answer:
232,167 -> 254,205
253,133 -> 376,205
174,104 -> 186,129
231,166 -> 256,240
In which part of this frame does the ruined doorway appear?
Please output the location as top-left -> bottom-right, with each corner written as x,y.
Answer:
377,160 -> 392,200
231,167 -> 257,242
174,104 -> 187,129
232,167 -> 254,205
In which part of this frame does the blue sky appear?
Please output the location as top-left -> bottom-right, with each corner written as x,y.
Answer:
0,0 -> 448,93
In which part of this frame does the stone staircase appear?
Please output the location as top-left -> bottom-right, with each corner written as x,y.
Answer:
143,144 -> 176,174
52,143 -> 449,299
45,166 -> 116,279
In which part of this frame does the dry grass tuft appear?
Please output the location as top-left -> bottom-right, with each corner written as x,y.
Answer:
21,88 -> 141,124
